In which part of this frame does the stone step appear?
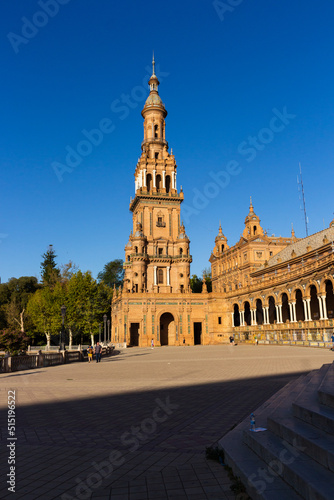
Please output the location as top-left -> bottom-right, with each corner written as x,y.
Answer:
246,371 -> 317,429
243,427 -> 334,500
267,413 -> 334,472
318,362 -> 334,409
292,399 -> 334,436
221,422 -> 304,500
219,372 -> 317,499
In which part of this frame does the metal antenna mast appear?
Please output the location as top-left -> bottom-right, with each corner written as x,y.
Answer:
297,162 -> 309,237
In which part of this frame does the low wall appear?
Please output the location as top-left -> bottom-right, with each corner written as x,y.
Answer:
0,347 -> 114,373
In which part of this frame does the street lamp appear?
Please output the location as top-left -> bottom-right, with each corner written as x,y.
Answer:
98,323 -> 101,343
60,305 -> 66,351
103,314 -> 107,345
107,319 -> 110,343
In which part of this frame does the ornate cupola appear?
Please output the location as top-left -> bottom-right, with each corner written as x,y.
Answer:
141,54 -> 168,158
243,197 -> 264,239
215,223 -> 228,254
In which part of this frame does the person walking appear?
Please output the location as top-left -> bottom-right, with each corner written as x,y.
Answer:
87,345 -> 94,363
183,337 -> 186,346
95,342 -> 102,363
331,334 -> 334,351
151,339 -> 154,349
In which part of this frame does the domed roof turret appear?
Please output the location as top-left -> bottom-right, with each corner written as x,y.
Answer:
178,222 -> 189,241
244,197 -> 260,224
134,222 -> 145,238
215,222 -> 227,244
142,54 -> 167,118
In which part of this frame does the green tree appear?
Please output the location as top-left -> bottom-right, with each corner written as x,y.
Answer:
190,268 -> 212,293
0,329 -> 30,354
203,267 -> 212,293
0,276 -> 40,332
26,282 -> 65,345
190,275 -> 202,293
40,245 -> 60,287
97,259 -> 124,288
66,271 -> 112,344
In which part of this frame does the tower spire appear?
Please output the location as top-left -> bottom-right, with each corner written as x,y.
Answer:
152,51 -> 155,75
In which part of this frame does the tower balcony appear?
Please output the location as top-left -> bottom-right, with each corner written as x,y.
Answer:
141,138 -> 168,149
128,253 -> 192,263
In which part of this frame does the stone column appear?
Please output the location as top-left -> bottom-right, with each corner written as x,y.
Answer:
288,303 -> 293,322
306,299 -> 312,321
162,170 -> 166,189
154,266 -> 157,286
321,295 -> 328,320
318,295 -> 324,320
172,172 -> 175,189
143,169 -> 146,187
153,169 -> 156,188
166,266 -> 170,286
275,305 -> 280,323
303,299 -> 309,321
231,312 -> 235,328
240,311 -> 245,326
251,309 -> 256,326
292,302 -> 297,322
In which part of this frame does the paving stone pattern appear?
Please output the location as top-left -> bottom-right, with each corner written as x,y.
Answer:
1,345 -> 333,499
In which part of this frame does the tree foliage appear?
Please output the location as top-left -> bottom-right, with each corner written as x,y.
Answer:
190,268 -> 212,293
97,259 -> 124,288
0,276 -> 40,332
0,329 -> 30,354
27,270 -> 112,345
40,245 -> 60,287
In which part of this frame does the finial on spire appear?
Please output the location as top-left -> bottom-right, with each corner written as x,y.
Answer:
152,51 -> 155,75
249,196 -> 254,214
219,221 -> 222,235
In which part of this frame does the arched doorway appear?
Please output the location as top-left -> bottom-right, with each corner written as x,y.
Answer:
256,299 -> 263,325
295,289 -> 305,321
310,285 -> 320,320
326,280 -> 334,319
281,293 -> 290,322
160,313 -> 175,346
233,304 -> 240,327
268,296 -> 276,324
244,302 -> 251,326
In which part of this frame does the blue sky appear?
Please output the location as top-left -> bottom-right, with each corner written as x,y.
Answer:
1,0 -> 334,283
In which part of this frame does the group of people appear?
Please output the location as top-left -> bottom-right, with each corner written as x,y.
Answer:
87,342 -> 102,363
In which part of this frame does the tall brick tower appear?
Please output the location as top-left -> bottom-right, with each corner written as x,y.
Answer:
124,56 -> 192,294
111,58 -> 209,348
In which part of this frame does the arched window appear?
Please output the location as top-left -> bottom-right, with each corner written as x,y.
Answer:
154,124 -> 158,138
221,244 -> 224,252
179,248 -> 183,256
127,255 -> 130,262
134,246 -> 138,254
326,280 -> 334,318
165,175 -> 171,193
253,226 -> 257,235
147,173 -> 152,192
158,268 -> 163,284
156,174 -> 161,191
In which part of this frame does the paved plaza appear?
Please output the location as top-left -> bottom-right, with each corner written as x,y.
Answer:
1,345 -> 333,500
